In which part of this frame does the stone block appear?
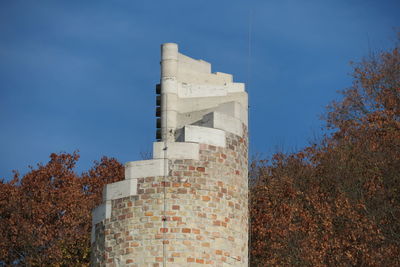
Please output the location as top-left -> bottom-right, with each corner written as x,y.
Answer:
125,159 -> 167,179
183,125 -> 226,147
202,112 -> 243,136
153,142 -> 199,160
102,179 -> 137,201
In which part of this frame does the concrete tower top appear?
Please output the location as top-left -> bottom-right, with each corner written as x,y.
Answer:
158,43 -> 247,142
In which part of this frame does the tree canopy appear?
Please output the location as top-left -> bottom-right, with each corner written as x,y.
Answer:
0,153 -> 123,266
250,37 -> 400,265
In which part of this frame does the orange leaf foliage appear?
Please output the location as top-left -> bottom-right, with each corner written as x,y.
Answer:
0,152 -> 123,266
250,36 -> 400,265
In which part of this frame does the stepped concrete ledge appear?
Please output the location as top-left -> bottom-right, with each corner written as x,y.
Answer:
183,125 -> 226,147
102,179 -> 137,201
153,142 -> 199,160
200,111 -> 243,136
124,159 -> 167,179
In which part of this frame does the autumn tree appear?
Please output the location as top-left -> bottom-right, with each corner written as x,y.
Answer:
0,152 -> 123,266
322,36 -> 400,263
250,37 -> 400,265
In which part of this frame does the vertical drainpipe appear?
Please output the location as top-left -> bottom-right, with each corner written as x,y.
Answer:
160,43 -> 178,142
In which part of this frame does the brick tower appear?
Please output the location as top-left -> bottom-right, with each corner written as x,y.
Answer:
91,43 -> 249,266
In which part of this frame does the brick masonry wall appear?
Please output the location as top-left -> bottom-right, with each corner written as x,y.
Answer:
91,127 -> 248,266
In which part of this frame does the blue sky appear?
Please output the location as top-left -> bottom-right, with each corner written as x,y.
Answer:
1,0 -> 399,179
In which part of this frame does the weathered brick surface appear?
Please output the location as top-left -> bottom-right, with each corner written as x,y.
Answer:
91,127 -> 248,266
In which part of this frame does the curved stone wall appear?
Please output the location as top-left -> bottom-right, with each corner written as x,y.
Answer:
92,128 -> 248,266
